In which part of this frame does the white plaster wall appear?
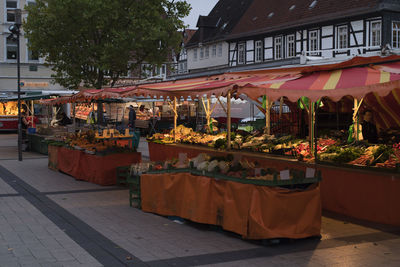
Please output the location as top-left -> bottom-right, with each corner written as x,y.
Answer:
187,42 -> 229,70
351,20 -> 364,31
321,26 -> 333,36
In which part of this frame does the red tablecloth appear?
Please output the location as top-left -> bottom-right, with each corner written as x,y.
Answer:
141,172 -> 321,240
56,147 -> 141,185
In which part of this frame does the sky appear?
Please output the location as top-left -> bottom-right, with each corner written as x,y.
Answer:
182,0 -> 219,29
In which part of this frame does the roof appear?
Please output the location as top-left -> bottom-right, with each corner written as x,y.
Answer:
230,0 -> 399,39
186,0 -> 255,47
183,29 -> 196,45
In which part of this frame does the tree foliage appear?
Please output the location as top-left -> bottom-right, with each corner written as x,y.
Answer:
24,0 -> 191,89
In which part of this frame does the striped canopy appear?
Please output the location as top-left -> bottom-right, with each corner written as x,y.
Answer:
240,60 -> 400,102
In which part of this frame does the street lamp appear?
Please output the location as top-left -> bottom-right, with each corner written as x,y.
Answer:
8,9 -> 22,161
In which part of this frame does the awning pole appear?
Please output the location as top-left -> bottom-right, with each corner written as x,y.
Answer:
201,97 -> 211,133
173,97 -> 177,143
265,96 -> 271,135
227,91 -> 232,150
31,100 -> 34,127
314,101 -> 318,163
309,101 -> 315,154
73,103 -> 76,132
353,97 -> 364,141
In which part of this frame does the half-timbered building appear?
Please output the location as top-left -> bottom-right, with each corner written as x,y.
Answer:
227,0 -> 400,67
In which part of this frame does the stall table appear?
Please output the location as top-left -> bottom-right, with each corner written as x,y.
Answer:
140,172 -> 321,240
49,145 -> 141,185
0,115 -> 18,131
147,142 -> 400,227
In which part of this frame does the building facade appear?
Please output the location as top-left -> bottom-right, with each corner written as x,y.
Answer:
0,0 -> 65,92
183,0 -> 255,75
178,0 -> 400,78
228,0 -> 400,67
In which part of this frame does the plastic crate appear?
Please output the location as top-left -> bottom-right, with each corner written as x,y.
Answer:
116,166 -> 131,186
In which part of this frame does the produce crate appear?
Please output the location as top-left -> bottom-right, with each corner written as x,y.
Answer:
127,175 -> 141,208
27,134 -> 49,155
116,166 -> 131,186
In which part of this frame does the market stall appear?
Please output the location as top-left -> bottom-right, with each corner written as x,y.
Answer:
44,55 -> 400,226
0,101 -> 19,131
47,129 -> 141,185
128,153 -> 321,239
140,56 -> 400,227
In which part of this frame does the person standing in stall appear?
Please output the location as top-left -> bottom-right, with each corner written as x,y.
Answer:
361,110 -> 378,143
128,105 -> 136,131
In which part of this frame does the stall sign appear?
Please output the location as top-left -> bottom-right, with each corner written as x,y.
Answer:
21,81 -> 49,88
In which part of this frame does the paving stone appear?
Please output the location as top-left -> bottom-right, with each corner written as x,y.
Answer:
50,249 -> 75,262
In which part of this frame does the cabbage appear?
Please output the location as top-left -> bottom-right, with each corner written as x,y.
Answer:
197,161 -> 209,171
207,160 -> 219,172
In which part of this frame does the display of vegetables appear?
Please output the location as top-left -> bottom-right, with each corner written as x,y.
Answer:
61,129 -> 135,154
148,125 -> 400,170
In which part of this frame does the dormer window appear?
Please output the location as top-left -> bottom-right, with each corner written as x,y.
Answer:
371,21 -> 381,47
289,5 -> 296,11
268,12 -> 274,19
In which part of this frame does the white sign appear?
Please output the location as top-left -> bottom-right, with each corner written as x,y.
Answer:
280,170 -> 290,180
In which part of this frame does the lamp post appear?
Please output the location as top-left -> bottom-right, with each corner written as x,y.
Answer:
8,9 -> 22,161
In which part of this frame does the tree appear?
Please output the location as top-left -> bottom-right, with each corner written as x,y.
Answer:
24,0 -> 191,89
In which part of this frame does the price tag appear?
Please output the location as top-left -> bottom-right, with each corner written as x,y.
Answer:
306,168 -> 316,178
255,168 -> 262,176
280,170 -> 290,180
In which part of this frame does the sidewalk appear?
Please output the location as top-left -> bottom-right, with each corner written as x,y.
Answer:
0,133 -> 399,266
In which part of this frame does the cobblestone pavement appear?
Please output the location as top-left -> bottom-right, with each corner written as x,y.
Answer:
0,134 -> 400,266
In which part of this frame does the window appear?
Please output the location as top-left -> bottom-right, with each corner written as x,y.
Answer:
393,22 -> 400,49
255,41 -> 263,62
27,40 -> 39,61
193,48 -> 198,61
6,38 -> 18,60
212,44 -> 217,57
274,36 -> 283,60
309,30 -> 319,55
205,46 -> 209,58
6,0 -> 18,23
200,47 -> 204,59
337,25 -> 348,49
218,43 -> 223,57
287,35 -> 295,58
26,0 -> 36,7
371,21 -> 381,47
141,64 -> 152,78
238,43 -> 245,64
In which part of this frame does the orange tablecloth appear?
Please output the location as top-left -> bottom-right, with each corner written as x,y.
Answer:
148,142 -> 400,227
141,173 -> 321,239
56,147 -> 141,185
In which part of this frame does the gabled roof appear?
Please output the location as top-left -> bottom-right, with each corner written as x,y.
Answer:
186,0 -> 255,47
230,0 -> 400,39
183,29 -> 196,45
